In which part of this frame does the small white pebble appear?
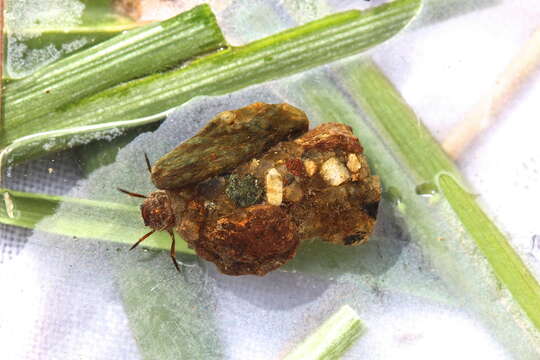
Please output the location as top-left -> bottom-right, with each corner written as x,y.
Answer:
303,159 -> 318,176
266,168 -> 283,206
249,158 -> 260,171
346,153 -> 362,172
320,157 -> 350,186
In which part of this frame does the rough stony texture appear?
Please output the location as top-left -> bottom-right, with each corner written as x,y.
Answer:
265,168 -> 283,206
294,122 -> 363,154
283,182 -> 304,202
137,103 -> 381,275
285,158 -> 305,177
319,157 -> 350,186
233,122 -> 381,247
160,122 -> 381,275
224,174 -> 263,208
158,180 -> 299,276
151,102 -> 309,189
346,153 -> 362,173
303,159 -> 318,176
196,205 -> 298,276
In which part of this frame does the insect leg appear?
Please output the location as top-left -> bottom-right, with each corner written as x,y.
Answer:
130,229 -> 155,250
117,187 -> 147,198
144,153 -> 152,174
168,230 -> 181,272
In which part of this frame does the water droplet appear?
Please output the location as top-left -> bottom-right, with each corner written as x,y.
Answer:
415,182 -> 439,197
385,186 -> 402,206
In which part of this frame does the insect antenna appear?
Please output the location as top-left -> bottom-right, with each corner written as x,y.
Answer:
144,152 -> 152,174
117,187 -> 147,198
168,230 -> 181,272
130,229 -> 155,250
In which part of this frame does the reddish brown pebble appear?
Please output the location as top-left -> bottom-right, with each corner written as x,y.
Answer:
285,158 -> 306,177
294,123 -> 363,154
191,205 -> 299,276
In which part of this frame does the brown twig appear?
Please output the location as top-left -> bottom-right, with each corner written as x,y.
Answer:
443,27 -> 540,159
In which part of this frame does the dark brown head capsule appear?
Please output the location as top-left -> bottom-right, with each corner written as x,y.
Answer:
140,190 -> 176,231
117,167 -> 182,271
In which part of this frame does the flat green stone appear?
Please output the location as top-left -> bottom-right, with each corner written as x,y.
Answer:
151,102 -> 309,189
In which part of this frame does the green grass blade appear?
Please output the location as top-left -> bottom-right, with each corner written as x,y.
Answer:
439,175 -> 540,328
277,2 -> 539,343
1,0 -> 421,165
337,60 -> 540,330
0,109 -> 172,167
284,305 -> 363,360
75,123 -> 161,175
1,188 -> 61,228
338,59 -> 461,183
3,4 -> 226,126
3,0 -> 135,81
282,66 -> 540,356
0,188 -> 194,254
325,59 -> 540,352
117,264 -> 223,360
4,22 -> 139,78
